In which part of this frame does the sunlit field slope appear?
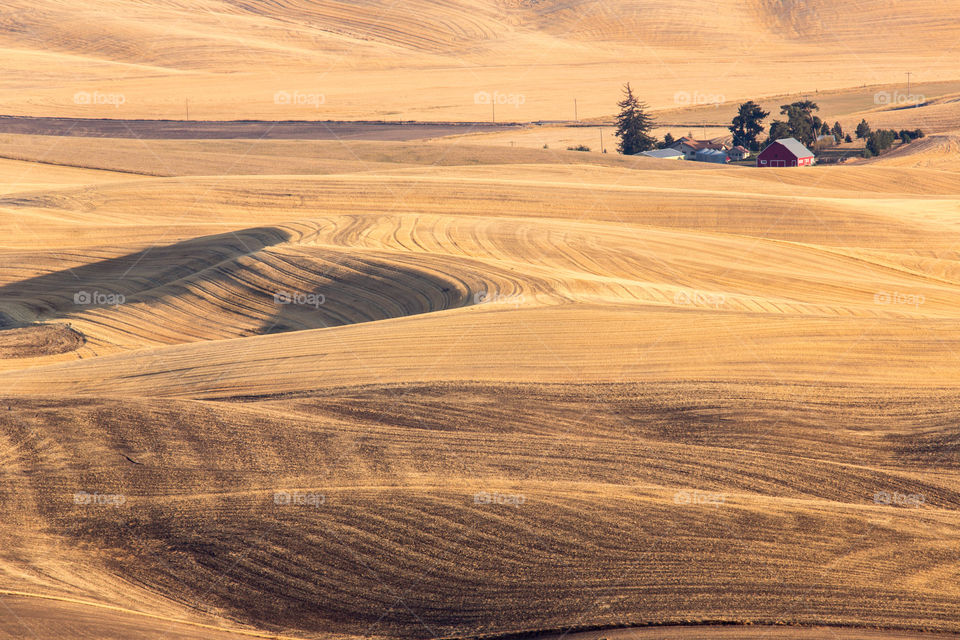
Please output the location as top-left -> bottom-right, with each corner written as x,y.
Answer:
2,0 -> 960,120
2,134 -> 960,639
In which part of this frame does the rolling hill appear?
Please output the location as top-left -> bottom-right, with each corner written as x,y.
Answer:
1,0 -> 960,120
3,0 -> 960,638
2,134 -> 960,637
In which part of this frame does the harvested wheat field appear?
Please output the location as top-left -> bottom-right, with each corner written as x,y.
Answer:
4,0 -> 960,121
2,1 -> 960,640
3,135 -> 960,639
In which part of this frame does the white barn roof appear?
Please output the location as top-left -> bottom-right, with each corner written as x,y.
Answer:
775,137 -> 814,158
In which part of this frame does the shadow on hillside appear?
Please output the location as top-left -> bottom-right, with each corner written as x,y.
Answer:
0,226 -> 292,329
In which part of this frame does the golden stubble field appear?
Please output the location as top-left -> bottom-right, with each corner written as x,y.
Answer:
2,132 -> 960,639
2,1 -> 960,638
3,0 -> 960,121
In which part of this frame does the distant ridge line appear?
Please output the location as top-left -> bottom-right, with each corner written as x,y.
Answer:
0,116 -> 526,140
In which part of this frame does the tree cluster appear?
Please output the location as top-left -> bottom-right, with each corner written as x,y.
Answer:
656,132 -> 676,150
856,120 -> 924,157
865,129 -> 898,156
898,128 -> 925,143
766,101 -> 823,146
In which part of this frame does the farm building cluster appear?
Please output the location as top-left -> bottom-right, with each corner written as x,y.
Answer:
638,136 -> 815,167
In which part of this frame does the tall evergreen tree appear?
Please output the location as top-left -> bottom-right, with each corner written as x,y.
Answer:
614,83 -> 656,155
855,119 -> 872,139
729,101 -> 769,151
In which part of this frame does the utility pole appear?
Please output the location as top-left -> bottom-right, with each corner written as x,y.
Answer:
906,71 -> 912,98
185,98 -> 189,120
599,127 -> 604,153
574,98 -> 578,122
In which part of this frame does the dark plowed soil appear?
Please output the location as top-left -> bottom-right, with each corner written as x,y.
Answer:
0,116 -> 518,140
0,323 -> 84,358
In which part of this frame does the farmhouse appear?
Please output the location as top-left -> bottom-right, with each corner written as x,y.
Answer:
756,137 -> 814,167
670,136 -> 727,160
638,148 -> 685,160
728,145 -> 750,161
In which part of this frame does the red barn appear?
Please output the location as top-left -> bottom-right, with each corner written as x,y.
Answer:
756,137 -> 815,167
